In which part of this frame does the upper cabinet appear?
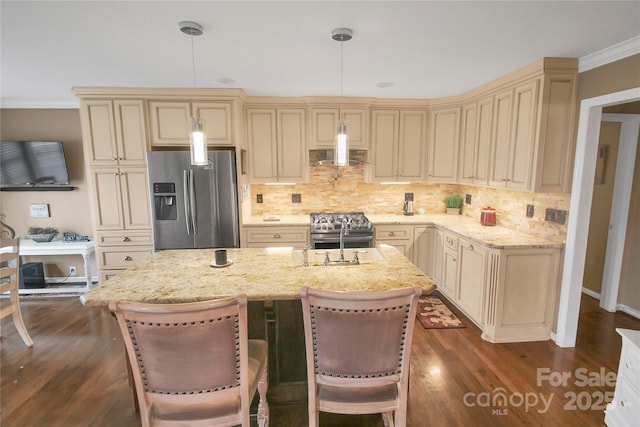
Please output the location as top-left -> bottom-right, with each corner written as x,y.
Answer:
246,107 -> 308,183
80,99 -> 148,167
427,106 -> 460,183
459,96 -> 493,185
310,107 -> 368,149
148,101 -> 233,147
488,80 -> 539,190
368,109 -> 427,182
486,61 -> 578,192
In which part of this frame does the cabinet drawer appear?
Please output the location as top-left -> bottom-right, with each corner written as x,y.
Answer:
246,227 -> 309,244
375,226 -> 412,241
96,231 -> 153,246
621,344 -> 640,393
612,377 -> 640,424
443,231 -> 459,251
98,247 -> 153,269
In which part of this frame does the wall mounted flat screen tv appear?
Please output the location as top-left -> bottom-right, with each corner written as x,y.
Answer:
0,141 -> 71,186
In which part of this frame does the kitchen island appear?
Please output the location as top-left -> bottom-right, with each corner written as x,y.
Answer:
81,244 -> 435,406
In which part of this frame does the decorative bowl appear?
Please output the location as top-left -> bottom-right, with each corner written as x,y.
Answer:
28,233 -> 57,243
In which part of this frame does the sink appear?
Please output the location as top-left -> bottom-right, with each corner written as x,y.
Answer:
302,248 -> 385,265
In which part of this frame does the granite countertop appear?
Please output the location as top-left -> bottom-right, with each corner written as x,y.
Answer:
81,245 -> 436,306
244,214 -> 563,249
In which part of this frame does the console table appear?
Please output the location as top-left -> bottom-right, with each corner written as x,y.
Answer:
18,239 -> 95,294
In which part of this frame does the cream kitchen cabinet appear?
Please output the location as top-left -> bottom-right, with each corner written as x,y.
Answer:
456,238 -> 488,325
375,225 -> 413,259
310,107 -> 368,149
246,107 -> 308,183
412,226 -> 443,286
440,231 -> 459,300
245,226 -> 309,248
95,231 -> 153,281
148,101 -> 233,147
79,99 -> 147,167
459,96 -> 493,185
88,167 -> 152,231
487,67 -> 577,192
427,106 -> 460,183
368,109 -> 427,182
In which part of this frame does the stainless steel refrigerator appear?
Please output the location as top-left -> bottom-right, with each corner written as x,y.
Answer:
147,150 -> 240,250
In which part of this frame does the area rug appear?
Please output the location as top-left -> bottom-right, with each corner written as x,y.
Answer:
417,295 -> 465,329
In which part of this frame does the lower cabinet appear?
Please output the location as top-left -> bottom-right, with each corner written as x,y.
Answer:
245,226 -> 309,248
95,231 -> 153,281
375,225 -> 413,259
412,226 -> 443,285
434,228 -> 561,342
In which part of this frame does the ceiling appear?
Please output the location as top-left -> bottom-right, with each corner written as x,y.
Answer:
2,1 -> 639,108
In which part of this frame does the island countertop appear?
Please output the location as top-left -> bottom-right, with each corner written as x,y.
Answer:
81,245 -> 436,306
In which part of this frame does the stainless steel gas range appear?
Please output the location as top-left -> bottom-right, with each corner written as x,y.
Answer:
309,212 -> 374,249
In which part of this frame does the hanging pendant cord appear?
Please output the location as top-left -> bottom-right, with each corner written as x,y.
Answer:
190,35 -> 199,118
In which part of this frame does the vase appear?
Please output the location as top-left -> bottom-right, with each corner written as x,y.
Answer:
446,208 -> 461,215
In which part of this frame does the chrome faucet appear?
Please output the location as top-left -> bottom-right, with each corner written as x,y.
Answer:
339,218 -> 350,262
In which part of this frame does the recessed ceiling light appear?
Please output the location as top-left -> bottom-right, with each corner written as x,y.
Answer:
376,82 -> 394,88
216,77 -> 236,85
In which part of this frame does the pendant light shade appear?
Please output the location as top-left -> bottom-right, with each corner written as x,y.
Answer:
336,121 -> 348,166
180,21 -> 208,166
189,117 -> 208,166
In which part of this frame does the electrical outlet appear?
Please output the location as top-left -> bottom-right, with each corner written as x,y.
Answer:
69,266 -> 77,276
292,193 -> 301,203
545,208 -> 568,225
404,192 -> 414,201
257,194 -> 263,203
526,204 -> 534,217
465,194 -> 472,204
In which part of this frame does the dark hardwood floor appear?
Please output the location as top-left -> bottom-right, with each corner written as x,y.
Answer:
2,293 -> 638,426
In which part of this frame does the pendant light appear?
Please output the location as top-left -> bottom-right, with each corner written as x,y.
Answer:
333,28 -> 352,166
180,21 -> 208,166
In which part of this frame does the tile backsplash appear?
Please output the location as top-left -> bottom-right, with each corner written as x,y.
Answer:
251,151 -> 569,242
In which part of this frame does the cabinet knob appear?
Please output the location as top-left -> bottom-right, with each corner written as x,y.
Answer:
123,237 -> 131,242
112,157 -> 117,161
124,256 -> 133,261
452,258 -> 457,262
469,244 -> 474,251
620,400 -> 625,407
273,234 -> 281,239
389,231 -> 395,237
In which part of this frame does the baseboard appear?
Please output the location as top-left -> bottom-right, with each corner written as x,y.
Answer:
616,304 -> 640,320
581,287 -> 601,300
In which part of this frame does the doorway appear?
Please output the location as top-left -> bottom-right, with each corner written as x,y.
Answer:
555,87 -> 640,348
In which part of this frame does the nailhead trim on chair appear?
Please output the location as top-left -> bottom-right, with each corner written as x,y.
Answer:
125,314 -> 241,394
309,303 -> 411,378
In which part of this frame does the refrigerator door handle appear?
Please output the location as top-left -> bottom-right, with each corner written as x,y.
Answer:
189,169 -> 197,234
183,170 -> 192,235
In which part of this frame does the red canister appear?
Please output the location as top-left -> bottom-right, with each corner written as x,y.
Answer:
480,207 -> 496,226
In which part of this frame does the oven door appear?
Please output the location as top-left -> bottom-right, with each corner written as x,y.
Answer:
310,234 -> 373,249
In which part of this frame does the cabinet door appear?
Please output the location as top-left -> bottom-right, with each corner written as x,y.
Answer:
277,108 -> 307,182
489,89 -> 513,187
441,247 -> 457,299
247,108 -> 278,182
459,103 -> 478,184
398,110 -> 427,181
89,168 -> 124,230
412,227 -> 430,274
473,96 -> 494,185
195,102 -> 233,146
342,108 -> 368,149
148,101 -> 191,146
431,228 -> 443,285
456,239 -> 487,324
370,110 -> 399,181
119,167 -> 152,230
310,108 -> 339,148
507,80 -> 539,190
113,100 -> 147,166
427,107 -> 460,183
81,100 -> 119,167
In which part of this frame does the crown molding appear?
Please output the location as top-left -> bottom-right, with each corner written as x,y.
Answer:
579,36 -> 640,72
0,99 -> 79,109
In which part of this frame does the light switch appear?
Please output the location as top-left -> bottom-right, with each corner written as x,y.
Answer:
30,203 -> 50,218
